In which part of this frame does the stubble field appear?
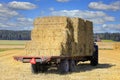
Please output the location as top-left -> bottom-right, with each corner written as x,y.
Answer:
0,41 -> 120,80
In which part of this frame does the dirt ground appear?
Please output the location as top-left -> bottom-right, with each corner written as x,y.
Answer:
0,49 -> 120,80
0,45 -> 25,49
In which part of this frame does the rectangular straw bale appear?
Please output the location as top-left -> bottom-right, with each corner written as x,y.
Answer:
70,18 -> 86,56
85,20 -> 94,56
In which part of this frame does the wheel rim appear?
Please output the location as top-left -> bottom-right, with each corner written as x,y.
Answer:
70,60 -> 76,72
64,60 -> 69,72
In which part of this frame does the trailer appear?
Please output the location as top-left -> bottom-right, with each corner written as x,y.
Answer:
14,16 -> 98,73
14,43 -> 98,73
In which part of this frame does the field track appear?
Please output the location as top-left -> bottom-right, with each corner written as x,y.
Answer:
0,49 -> 120,80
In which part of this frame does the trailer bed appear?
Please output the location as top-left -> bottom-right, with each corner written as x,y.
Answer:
14,56 -> 91,63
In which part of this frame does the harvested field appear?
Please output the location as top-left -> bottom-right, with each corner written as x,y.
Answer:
0,48 -> 120,80
0,40 -> 27,45
96,42 -> 114,50
0,45 -> 25,49
96,42 -> 120,50
0,40 -> 27,49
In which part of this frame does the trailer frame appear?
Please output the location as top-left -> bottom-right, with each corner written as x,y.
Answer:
14,56 -> 91,64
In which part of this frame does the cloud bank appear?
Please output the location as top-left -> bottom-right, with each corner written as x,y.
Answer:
88,1 -> 120,11
8,1 -> 37,10
0,1 -> 37,30
51,10 -> 115,24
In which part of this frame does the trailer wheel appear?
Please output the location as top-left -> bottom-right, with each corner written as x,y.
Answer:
31,64 -> 38,74
41,64 -> 49,72
37,63 -> 42,73
59,59 -> 69,73
69,60 -> 76,72
90,45 -> 98,66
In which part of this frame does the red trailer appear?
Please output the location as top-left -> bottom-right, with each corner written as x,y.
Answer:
14,44 -> 98,74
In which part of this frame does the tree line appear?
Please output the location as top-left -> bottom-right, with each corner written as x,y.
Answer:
0,30 -> 120,41
95,33 -> 120,41
0,30 -> 31,40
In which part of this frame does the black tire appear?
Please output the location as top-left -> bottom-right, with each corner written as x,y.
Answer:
59,59 -> 69,73
31,63 -> 49,73
69,60 -> 76,72
40,64 -> 49,72
36,63 -> 42,73
31,64 -> 38,74
90,45 -> 98,66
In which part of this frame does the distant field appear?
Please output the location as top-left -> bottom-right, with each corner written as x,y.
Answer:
0,48 -> 23,52
0,48 -> 11,52
0,40 -> 29,52
0,40 -> 29,45
101,40 -> 115,42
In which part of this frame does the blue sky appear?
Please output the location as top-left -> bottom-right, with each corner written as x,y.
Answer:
0,0 -> 120,33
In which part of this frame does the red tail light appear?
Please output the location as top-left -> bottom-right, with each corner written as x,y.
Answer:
30,58 -> 36,64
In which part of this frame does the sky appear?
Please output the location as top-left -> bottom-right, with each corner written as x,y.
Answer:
0,0 -> 120,33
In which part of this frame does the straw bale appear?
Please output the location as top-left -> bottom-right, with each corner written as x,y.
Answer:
114,42 -> 120,50
70,18 -> 86,56
84,20 -> 94,56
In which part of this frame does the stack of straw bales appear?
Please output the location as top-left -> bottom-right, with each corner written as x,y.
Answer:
25,16 -> 94,57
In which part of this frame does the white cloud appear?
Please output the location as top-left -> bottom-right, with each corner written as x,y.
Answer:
17,17 -> 33,22
102,24 -> 120,31
0,3 -> 2,7
88,1 -> 120,11
94,24 -> 120,33
16,17 -> 33,28
0,23 -> 9,27
0,3 -> 19,21
51,10 -> 115,24
93,26 -> 105,33
0,17 -> 33,30
8,1 -> 37,10
56,0 -> 70,2
15,17 -> 34,30
49,7 -> 54,11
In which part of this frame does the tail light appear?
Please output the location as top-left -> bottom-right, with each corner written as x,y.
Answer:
30,58 -> 36,64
